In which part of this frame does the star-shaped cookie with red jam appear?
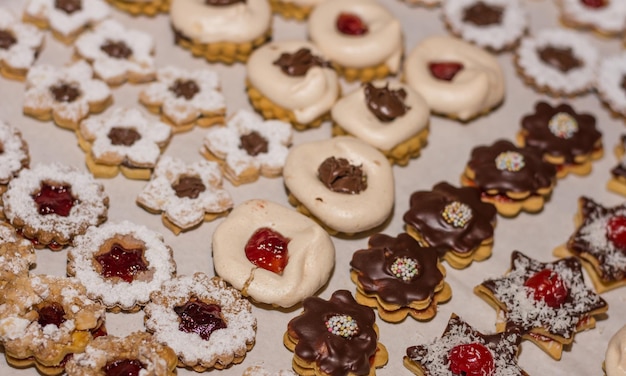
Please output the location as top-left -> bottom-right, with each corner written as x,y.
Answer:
474,251 -> 608,360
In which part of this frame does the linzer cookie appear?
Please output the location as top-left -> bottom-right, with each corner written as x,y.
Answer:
2,163 -> 109,250
0,274 -> 106,375
350,233 -> 451,322
331,81 -> 430,166
553,197 -> 626,293
67,220 -> 177,312
442,0 -> 528,52
136,156 -> 233,234
517,101 -> 603,178
284,290 -> 388,376
201,109 -> 293,185
0,120 -> 29,218
23,60 -> 113,130
0,8 -> 44,81
608,135 -> 626,196
604,324 -> 626,376
596,52 -> 626,119
246,40 -> 340,130
514,28 -> 598,97
307,0 -> 403,82
0,223 -> 36,288
74,19 -> 156,86
65,331 -> 177,376
403,182 -> 497,269
105,0 -> 170,16
270,0 -> 326,21
404,313 -> 527,376
144,273 -> 256,371
283,136 -> 394,236
139,66 -> 226,133
170,0 -> 272,64
77,107 -> 172,180
212,199 -> 335,308
403,35 -> 505,122
460,139 -> 557,217
556,0 -> 626,37
22,0 -> 110,44
474,251 -> 608,360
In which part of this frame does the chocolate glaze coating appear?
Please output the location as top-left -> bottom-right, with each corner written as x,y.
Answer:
363,83 -> 410,122
537,46 -> 582,73
462,1 -> 503,26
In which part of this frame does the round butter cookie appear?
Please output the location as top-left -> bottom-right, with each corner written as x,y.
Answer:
0,8 -> 44,81
270,0 -> 326,21
557,0 -> 626,37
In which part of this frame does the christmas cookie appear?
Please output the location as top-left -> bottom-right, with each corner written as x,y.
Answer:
144,273 -> 256,371
74,19 -> 156,86
270,0 -> 326,21
170,0 -> 272,64
2,163 -> 109,250
596,52 -> 626,119
553,197 -> 626,293
0,223 -> 36,288
403,181 -> 497,269
0,8 -> 44,81
212,199 -> 335,308
331,81 -> 430,166
403,35 -> 505,122
442,0 -> 528,52
105,0 -> 170,16
0,120 -> 29,217
307,0 -> 403,82
201,109 -> 293,185
136,155 -> 233,234
246,40 -> 340,130
77,107 -> 172,180
284,290 -> 388,376
139,66 -> 226,133
514,28 -> 598,96
557,0 -> 626,37
518,101 -> 603,178
609,135 -> 626,196
283,136 -> 394,236
474,251 -> 608,360
65,331 -> 177,376
243,365 -> 296,376
350,233 -> 451,322
605,324 -> 626,376
22,0 -> 110,44
460,139 -> 557,217
23,60 -> 113,130
401,0 -> 440,6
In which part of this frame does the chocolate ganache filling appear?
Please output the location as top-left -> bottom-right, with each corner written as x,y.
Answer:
50,83 -> 81,103
273,48 -> 330,77
0,30 -> 16,50
55,0 -> 82,14
537,46 -> 583,73
108,127 -> 141,146
462,1 -> 504,26
363,83 -> 410,122
100,40 -> 133,59
172,175 -> 206,199
318,156 -> 367,194
240,131 -> 269,156
169,79 -> 200,100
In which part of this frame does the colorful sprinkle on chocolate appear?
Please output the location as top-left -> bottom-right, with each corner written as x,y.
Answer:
442,201 -> 473,228
548,112 -> 578,139
325,314 -> 359,338
495,151 -> 525,172
390,256 -> 420,281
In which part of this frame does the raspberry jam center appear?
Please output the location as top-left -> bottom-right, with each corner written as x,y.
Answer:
103,359 -> 144,376
336,12 -> 368,35
523,268 -> 568,308
607,215 -> 626,250
174,298 -> 227,340
581,0 -> 607,8
37,302 -> 66,328
244,227 -> 290,274
32,182 -> 76,217
95,243 -> 148,283
448,343 -> 494,376
428,62 -> 464,81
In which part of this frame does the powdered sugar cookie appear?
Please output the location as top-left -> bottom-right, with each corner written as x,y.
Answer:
596,52 -> 626,119
442,0 -> 528,52
65,331 -> 178,376
67,220 -> 177,312
243,365 -> 296,376
144,273 -> 256,371
139,66 -> 226,133
74,19 -> 156,86
105,0 -> 170,16
0,223 -> 36,287
23,60 -> 113,130
0,120 -> 29,218
2,163 -> 109,250
0,8 -> 44,81
609,135 -> 626,197
0,274 -> 106,375
77,107 -> 172,180
22,0 -> 110,44
201,109 -> 293,185
136,155 -> 233,234
557,0 -> 626,37
270,0 -> 326,21
514,28 -> 599,97
212,199 -> 335,308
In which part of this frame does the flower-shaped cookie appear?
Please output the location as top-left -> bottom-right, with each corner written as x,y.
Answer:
0,223 -> 36,287
350,233 -> 451,322
475,251 -> 608,360
596,52 -> 626,119
74,19 -> 156,85
23,0 -> 110,44
0,274 -> 106,375
139,66 -> 226,132
137,156 -> 234,234
404,314 -> 527,376
0,8 -> 44,80
202,109 -> 293,185
23,60 -> 113,130
0,120 -> 30,211
609,134 -> 626,197
518,101 -> 603,178
77,107 -> 172,180
557,0 -> 626,36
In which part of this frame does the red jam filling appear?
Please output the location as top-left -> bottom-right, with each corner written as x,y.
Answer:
37,302 -> 66,327
32,182 -> 76,217
448,343 -> 495,376
581,0 -> 607,8
103,359 -> 144,376
174,299 -> 227,341
524,269 -> 568,308
428,62 -> 464,81
244,227 -> 290,275
95,243 -> 148,283
336,12 -> 368,35
607,215 -> 626,250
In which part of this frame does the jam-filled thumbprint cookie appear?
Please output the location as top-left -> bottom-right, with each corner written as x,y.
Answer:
557,0 -> 626,37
